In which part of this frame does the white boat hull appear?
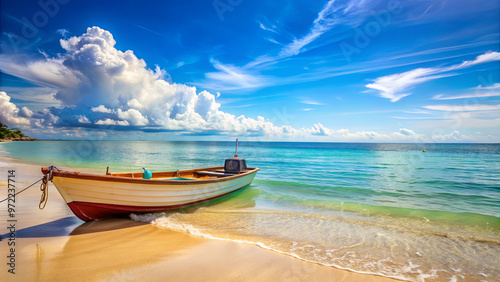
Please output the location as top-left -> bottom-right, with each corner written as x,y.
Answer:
43,166 -> 259,221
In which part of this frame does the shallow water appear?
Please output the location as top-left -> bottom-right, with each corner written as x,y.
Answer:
1,141 -> 499,281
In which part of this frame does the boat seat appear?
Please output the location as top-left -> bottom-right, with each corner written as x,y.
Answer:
213,170 -> 239,174
195,171 -> 236,177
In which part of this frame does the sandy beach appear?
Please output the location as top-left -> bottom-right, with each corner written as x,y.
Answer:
0,156 -> 400,281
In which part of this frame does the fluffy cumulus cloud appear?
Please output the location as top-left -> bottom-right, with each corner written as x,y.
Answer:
308,123 -> 332,136
77,115 -> 91,124
95,119 -> 130,126
432,130 -> 462,142
0,92 -> 30,125
0,27 -> 295,136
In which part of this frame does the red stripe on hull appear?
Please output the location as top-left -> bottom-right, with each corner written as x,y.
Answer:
67,186 -> 248,221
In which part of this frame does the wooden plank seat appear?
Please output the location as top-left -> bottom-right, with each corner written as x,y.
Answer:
195,171 -> 237,177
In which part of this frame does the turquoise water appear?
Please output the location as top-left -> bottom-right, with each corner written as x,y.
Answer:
1,141 -> 499,281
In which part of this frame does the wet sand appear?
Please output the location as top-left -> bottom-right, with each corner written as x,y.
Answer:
0,156 -> 400,281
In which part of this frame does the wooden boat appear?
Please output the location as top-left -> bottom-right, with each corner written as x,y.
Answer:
41,157 -> 259,221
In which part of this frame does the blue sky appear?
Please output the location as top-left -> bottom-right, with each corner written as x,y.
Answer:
0,0 -> 499,142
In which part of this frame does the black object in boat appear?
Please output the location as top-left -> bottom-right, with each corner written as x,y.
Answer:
224,157 -> 247,173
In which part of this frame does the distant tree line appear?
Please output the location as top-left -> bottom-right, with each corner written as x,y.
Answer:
0,121 -> 25,139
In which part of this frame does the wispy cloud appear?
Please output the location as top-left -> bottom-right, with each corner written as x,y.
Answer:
135,24 -> 163,37
247,0 -> 368,70
0,86 -> 60,109
220,104 -> 255,109
278,0 -> 340,58
258,21 -> 278,33
423,104 -> 500,111
205,1 -> 497,95
392,116 -> 448,120
300,99 -> 327,105
417,112 -> 500,130
56,28 -> 70,38
0,54 -> 81,89
432,83 -> 500,100
172,56 -> 199,70
369,41 -> 497,64
266,38 -> 282,45
279,46 -> 491,88
366,51 -> 500,102
245,47 -> 485,92
198,59 -> 266,90
474,83 -> 500,90
432,92 -> 500,100
402,109 -> 431,114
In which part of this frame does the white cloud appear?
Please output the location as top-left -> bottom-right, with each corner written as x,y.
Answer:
433,83 -> 500,100
19,107 -> 34,118
300,100 -> 326,105
398,128 -> 417,136
294,125 -> 430,142
423,104 -> 500,111
0,27 -> 291,136
266,38 -> 282,45
201,0 -> 378,90
32,108 -> 59,127
258,22 -> 278,33
0,56 -> 80,90
432,130 -> 461,142
366,68 -> 444,102
56,28 -> 70,38
432,92 -> 500,100
202,59 -> 265,90
314,127 -> 428,142
366,51 -> 500,102
127,98 -> 143,109
474,83 -> 500,90
308,123 -> 332,136
392,116 -> 443,120
243,0 -> 374,71
407,110 -> 500,130
279,0 -> 341,58
95,119 -> 129,126
91,105 -> 113,113
116,109 -> 148,126
0,86 -> 60,110
0,91 -> 31,125
77,115 -> 91,124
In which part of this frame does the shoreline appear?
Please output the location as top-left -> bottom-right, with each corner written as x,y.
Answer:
0,155 -> 401,281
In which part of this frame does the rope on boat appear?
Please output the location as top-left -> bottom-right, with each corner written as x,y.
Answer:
39,172 -> 50,210
39,166 -> 59,210
0,178 -> 43,204
0,166 -> 59,208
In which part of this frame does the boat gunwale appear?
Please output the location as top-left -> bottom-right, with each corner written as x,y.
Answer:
42,166 -> 259,185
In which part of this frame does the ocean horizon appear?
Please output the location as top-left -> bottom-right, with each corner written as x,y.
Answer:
1,140 -> 499,281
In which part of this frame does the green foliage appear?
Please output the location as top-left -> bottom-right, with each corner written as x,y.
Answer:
0,122 -> 25,139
